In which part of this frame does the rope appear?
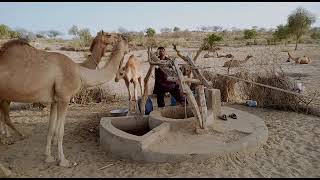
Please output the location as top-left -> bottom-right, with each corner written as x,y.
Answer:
209,72 -> 320,102
88,55 -> 100,70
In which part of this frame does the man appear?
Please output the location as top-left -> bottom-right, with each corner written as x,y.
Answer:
153,47 -> 185,107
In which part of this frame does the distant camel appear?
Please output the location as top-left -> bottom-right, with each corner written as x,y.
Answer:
223,55 -> 253,74
0,35 -> 128,167
287,52 -> 311,64
115,54 -> 143,114
0,31 -> 118,138
203,47 -> 221,58
217,53 -> 234,59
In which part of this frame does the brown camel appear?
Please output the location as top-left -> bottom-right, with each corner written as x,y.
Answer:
0,35 -> 128,167
223,55 -> 253,74
287,52 -> 311,64
203,47 -> 221,58
115,54 -> 143,114
0,31 -> 118,138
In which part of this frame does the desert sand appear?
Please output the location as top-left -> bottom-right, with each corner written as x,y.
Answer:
0,40 -> 319,177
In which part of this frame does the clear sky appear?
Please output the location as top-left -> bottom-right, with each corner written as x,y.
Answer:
0,2 -> 319,38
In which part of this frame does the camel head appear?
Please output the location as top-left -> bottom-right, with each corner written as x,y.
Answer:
114,65 -> 125,82
180,64 -> 192,77
97,30 -> 120,47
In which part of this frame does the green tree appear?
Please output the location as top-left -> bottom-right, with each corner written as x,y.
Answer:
78,28 -> 92,47
287,7 -> 316,50
0,24 -> 10,38
244,29 -> 258,39
47,30 -> 62,38
8,30 -> 20,39
311,32 -> 320,39
68,25 -> 79,37
145,28 -> 156,37
145,28 -> 156,50
202,33 -> 223,54
273,24 -> 291,45
173,26 -> 181,32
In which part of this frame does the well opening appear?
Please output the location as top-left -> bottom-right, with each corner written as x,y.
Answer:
161,106 -> 194,119
110,116 -> 152,136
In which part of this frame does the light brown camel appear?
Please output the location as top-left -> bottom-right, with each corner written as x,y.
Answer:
223,55 -> 253,74
115,54 -> 143,114
0,35 -> 128,167
287,52 -> 311,64
203,47 -> 221,58
217,53 -> 234,59
0,31 -> 118,138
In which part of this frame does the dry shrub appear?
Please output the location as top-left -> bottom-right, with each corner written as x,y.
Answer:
238,70 -> 301,111
71,86 -> 116,104
203,68 -> 307,112
203,70 -> 244,102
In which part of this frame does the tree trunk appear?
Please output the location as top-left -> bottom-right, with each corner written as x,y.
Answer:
295,38 -> 298,50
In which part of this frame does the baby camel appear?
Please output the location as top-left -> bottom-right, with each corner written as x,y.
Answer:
223,55 -> 253,74
287,52 -> 311,64
115,55 -> 143,114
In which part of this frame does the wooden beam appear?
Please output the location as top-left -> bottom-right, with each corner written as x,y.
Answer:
172,61 -> 204,129
196,85 -> 207,128
182,78 -> 202,84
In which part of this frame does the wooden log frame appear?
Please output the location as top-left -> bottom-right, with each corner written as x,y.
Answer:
172,44 -> 212,88
171,60 -> 204,129
141,48 -> 208,130
196,85 -> 207,128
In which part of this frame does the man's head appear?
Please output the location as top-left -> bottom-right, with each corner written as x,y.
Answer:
157,47 -> 166,57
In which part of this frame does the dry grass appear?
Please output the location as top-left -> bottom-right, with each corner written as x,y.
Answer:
204,67 -> 314,113
71,86 -> 116,104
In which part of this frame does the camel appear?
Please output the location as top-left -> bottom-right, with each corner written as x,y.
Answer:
217,53 -> 234,59
0,34 -> 128,167
203,47 -> 221,58
0,31 -> 118,138
223,55 -> 253,74
115,54 -> 143,114
287,52 -> 311,64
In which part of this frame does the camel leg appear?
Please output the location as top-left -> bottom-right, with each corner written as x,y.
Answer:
125,79 -> 132,115
55,101 -> 72,167
133,80 -> 139,113
138,77 -> 143,97
138,77 -> 144,114
0,116 -> 5,136
44,102 -> 57,163
0,100 -> 24,137
2,115 -> 11,138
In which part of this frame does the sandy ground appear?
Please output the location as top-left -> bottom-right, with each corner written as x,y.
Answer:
0,40 -> 320,177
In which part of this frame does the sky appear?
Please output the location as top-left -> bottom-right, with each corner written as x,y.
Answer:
0,2 -> 319,38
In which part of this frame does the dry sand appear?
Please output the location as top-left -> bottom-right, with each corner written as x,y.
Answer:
0,40 -> 319,177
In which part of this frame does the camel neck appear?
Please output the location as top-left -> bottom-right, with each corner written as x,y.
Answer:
79,40 -> 126,88
79,43 -> 106,69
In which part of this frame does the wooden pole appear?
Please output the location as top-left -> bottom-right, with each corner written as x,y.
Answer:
172,61 -> 204,129
196,85 -> 207,128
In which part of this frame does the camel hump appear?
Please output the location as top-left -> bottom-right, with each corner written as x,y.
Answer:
0,39 -> 32,55
1,39 -> 31,49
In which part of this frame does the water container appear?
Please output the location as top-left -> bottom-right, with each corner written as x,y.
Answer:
246,100 -> 257,107
137,97 -> 154,115
170,96 -> 177,106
